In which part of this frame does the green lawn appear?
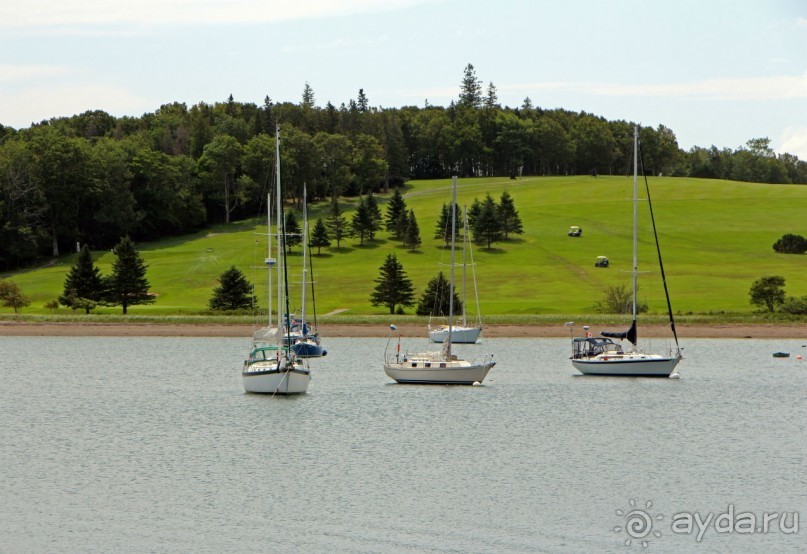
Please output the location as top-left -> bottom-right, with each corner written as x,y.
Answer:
3,175 -> 807,319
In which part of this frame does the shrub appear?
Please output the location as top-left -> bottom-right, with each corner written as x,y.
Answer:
779,295 -> 807,315
772,233 -> 807,254
594,284 -> 648,314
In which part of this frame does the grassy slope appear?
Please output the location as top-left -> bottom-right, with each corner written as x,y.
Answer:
3,175 -> 807,318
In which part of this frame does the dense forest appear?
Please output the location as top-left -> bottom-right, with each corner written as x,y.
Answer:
1,64 -> 805,270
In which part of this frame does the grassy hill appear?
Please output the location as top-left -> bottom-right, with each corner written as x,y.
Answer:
3,175 -> 807,320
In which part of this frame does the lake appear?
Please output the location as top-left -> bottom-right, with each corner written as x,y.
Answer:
1,336 -> 804,553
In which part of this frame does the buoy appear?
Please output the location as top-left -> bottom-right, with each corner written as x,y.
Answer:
797,355 -> 804,361
472,381 -> 482,386
669,373 -> 680,379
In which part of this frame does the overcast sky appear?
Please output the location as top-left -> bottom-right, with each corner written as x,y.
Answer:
2,0 -> 806,158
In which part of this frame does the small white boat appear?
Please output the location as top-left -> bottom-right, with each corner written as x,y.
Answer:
242,126 -> 310,394
571,127 -> 682,378
571,335 -> 679,377
428,324 -> 482,344
385,177 -> 496,385
243,345 -> 310,394
428,207 -> 483,344
384,348 -> 494,384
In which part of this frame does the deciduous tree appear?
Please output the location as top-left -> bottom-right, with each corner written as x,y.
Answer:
0,280 -> 30,314
749,275 -> 786,312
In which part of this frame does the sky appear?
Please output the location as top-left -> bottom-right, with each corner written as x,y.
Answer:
2,0 -> 806,158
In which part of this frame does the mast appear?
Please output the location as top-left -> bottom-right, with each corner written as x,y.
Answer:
631,125 -> 639,348
445,176 -> 458,358
266,192 -> 273,329
275,126 -> 284,352
461,205 -> 468,327
300,182 -> 308,335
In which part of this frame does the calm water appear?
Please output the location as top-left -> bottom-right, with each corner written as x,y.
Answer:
1,336 -> 805,553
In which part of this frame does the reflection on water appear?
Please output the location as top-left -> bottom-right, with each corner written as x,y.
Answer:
1,337 -> 805,553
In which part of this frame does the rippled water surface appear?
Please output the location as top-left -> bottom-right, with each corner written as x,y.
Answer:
1,336 -> 805,552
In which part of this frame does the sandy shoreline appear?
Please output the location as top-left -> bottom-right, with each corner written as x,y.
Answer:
0,321 -> 804,339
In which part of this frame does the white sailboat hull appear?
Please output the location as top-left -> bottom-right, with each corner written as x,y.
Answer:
242,362 -> 310,394
384,355 -> 495,384
428,325 -> 482,344
572,354 -> 679,377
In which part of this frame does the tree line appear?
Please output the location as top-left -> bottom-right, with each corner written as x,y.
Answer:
2,64 -> 805,270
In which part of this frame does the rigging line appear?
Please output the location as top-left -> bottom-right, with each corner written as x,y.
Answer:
307,217 -> 319,329
279,163 -> 294,357
638,137 -> 681,353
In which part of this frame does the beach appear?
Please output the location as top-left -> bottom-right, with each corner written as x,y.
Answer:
0,321 -> 804,338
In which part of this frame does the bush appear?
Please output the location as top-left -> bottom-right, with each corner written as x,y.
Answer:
779,295 -> 807,315
594,284 -> 648,314
772,233 -> 807,254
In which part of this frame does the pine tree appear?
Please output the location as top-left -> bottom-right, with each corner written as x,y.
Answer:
458,63 -> 482,108
357,88 -> 369,112
59,244 -> 105,314
284,210 -> 302,249
351,196 -> 374,245
301,82 -> 315,108
370,253 -> 415,314
326,199 -> 348,248
309,217 -> 331,254
434,202 -> 458,247
209,266 -> 256,311
365,192 -> 382,240
405,209 -> 421,252
498,190 -> 524,238
416,272 -> 462,316
385,188 -> 407,238
467,198 -> 482,231
484,81 -> 499,109
472,194 -> 503,248
104,236 -> 154,314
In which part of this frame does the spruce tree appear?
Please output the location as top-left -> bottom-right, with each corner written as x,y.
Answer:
351,197 -> 374,245
498,190 -> 524,238
365,192 -> 382,240
385,188 -> 407,238
472,194 -> 503,248
284,210 -> 302,249
416,272 -> 462,316
434,202 -> 458,247
104,236 -> 154,315
326,199 -> 349,248
458,63 -> 483,108
209,266 -> 256,311
370,253 -> 415,314
405,209 -> 421,252
309,217 -> 331,254
59,244 -> 105,314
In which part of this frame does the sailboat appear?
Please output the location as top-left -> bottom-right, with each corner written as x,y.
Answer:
242,126 -> 311,394
290,181 -> 327,358
571,126 -> 682,377
384,176 -> 496,385
428,207 -> 483,344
